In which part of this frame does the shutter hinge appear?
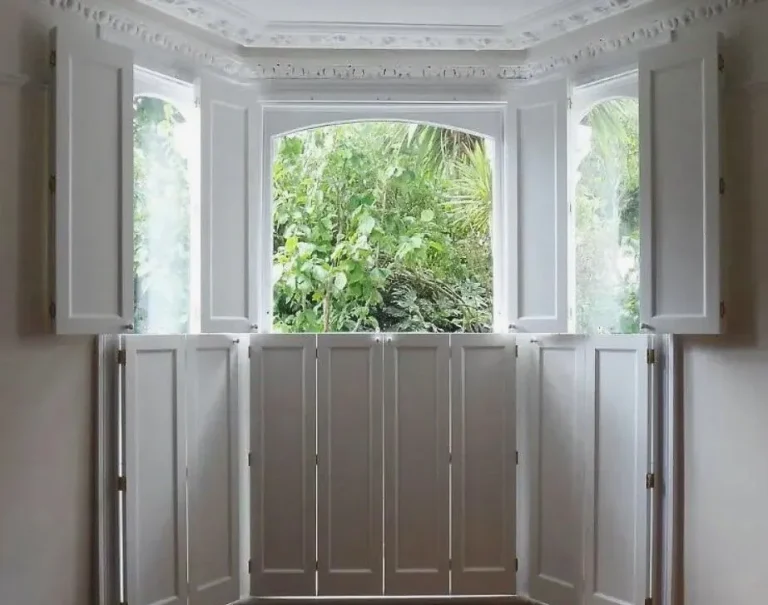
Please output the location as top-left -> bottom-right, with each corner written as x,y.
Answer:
448,451 -> 452,464
48,301 -> 56,319
645,472 -> 655,490
315,454 -> 319,465
645,597 -> 653,605
515,557 -> 519,572
516,451 -> 519,465
248,559 -> 252,574
568,97 -> 573,109
48,175 -> 56,195
720,300 -> 726,319
248,452 -> 252,467
315,560 -> 319,571
117,475 -> 127,492
315,347 -> 318,359
117,349 -> 126,366
448,559 -> 452,570
720,178 -> 726,195
515,344 -> 519,358
248,346 -> 252,359
718,53 -> 724,72
646,349 -> 656,365
49,50 -> 56,68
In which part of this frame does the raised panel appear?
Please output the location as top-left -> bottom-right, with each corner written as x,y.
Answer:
51,27 -> 133,334
508,79 -> 568,333
528,339 -> 585,605
384,335 -> 450,595
584,336 -> 650,605
123,336 -> 187,605
639,33 -> 721,333
187,336 -> 240,605
317,335 -> 383,596
200,76 -> 260,333
450,334 -> 517,595
250,335 -> 316,596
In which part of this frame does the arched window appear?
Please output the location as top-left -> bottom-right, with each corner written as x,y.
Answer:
572,75 -> 639,334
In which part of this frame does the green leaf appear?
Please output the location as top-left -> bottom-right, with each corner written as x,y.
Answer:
358,214 -> 376,235
334,272 -> 348,292
420,209 -> 435,222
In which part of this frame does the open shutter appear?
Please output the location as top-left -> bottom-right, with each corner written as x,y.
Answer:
250,335 -> 317,596
123,336 -> 187,605
200,76 -> 260,333
187,335 -> 240,605
526,337 -> 585,605
450,334 -> 517,594
583,336 -> 651,605
50,28 -> 133,334
507,79 -> 569,333
384,335 -> 450,595
639,33 -> 722,333
317,335 -> 384,596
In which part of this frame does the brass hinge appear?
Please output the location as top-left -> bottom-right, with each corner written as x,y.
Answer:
515,558 -> 519,572
117,475 -> 127,492
49,50 -> 56,68
720,178 -> 726,195
248,559 -> 252,574
646,349 -> 656,365
645,472 -> 655,490
117,349 -> 126,366
48,175 -> 56,195
718,53 -> 724,72
48,301 -> 56,319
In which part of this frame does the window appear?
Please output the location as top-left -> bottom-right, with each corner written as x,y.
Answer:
571,74 -> 640,334
132,68 -> 200,334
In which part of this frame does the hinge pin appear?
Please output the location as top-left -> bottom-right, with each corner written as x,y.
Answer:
117,476 -> 127,492
645,472 -> 655,490
117,349 -> 126,366
646,349 -> 656,365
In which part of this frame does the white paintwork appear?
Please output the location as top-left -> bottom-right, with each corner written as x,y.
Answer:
526,338 -> 585,605
507,78 -> 569,333
186,335 -> 240,605
583,336 -> 650,605
383,334 -> 450,595
450,334 -> 517,595
51,27 -> 133,334
317,335 -> 384,596
249,334 -> 317,596
123,336 -> 188,605
200,75 -> 261,333
639,33 -> 721,334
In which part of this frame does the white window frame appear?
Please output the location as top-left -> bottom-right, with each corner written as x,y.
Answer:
258,102 -> 508,333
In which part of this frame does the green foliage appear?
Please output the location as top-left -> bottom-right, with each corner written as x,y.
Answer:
272,122 -> 493,333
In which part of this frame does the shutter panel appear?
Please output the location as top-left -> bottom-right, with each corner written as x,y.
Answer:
584,336 -> 651,605
50,28 -> 133,334
639,33 -> 722,334
187,335 -> 240,605
250,335 -> 316,596
123,336 -> 187,605
317,335 -> 384,596
199,76 -> 260,333
526,338 -> 585,605
384,335 -> 450,595
450,334 -> 517,595
507,79 -> 569,333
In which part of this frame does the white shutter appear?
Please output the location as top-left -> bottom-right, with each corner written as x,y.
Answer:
383,335 -> 450,595
250,334 -> 316,596
526,337 -> 585,605
639,33 -> 722,334
187,335 -> 240,605
123,336 -> 187,605
199,76 -> 260,333
450,334 -> 517,595
584,336 -> 651,605
507,79 -> 569,333
50,28 -> 133,334
317,335 -> 384,596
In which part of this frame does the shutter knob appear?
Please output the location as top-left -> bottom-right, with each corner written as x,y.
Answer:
123,323 -> 134,332
250,323 -> 259,331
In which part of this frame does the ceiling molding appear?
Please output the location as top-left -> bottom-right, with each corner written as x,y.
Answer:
45,0 -> 767,81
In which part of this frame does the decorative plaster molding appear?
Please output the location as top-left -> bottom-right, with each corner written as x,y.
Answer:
45,0 -> 768,80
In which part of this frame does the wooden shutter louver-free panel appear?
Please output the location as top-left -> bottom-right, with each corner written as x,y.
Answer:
187,335 -> 241,605
50,27 -> 133,334
317,335 -> 384,596
250,335 -> 317,596
123,336 -> 188,605
384,335 -> 450,595
639,33 -> 722,334
450,334 -> 517,595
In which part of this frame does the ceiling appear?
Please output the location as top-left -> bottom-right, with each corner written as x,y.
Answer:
134,0 -> 654,50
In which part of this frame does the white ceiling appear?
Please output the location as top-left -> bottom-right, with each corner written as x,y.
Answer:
134,0 -> 654,50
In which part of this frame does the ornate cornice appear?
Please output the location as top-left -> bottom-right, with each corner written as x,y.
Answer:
44,0 -> 768,80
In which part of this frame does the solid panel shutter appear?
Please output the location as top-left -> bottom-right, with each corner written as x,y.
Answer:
384,334 -> 450,595
584,336 -> 651,605
187,335 -> 240,605
450,334 -> 517,594
50,28 -> 133,334
526,338 -> 585,605
507,79 -> 569,333
639,33 -> 721,333
317,335 -> 384,595
199,76 -> 260,333
123,336 -> 187,605
250,334 -> 316,596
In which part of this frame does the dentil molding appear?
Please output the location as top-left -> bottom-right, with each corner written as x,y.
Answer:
44,0 -> 768,80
